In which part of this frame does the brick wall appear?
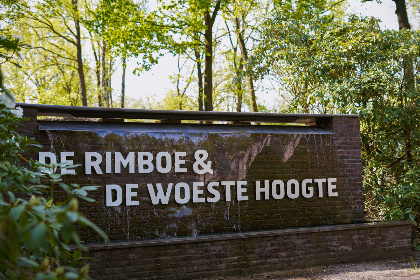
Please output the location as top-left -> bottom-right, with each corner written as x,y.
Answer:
84,221 -> 412,280
18,109 -> 365,242
17,107 -> 412,279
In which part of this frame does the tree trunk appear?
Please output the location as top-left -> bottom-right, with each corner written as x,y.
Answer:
121,55 -> 126,108
235,58 -> 243,112
393,0 -> 411,29
203,11 -> 213,112
96,58 -> 102,107
102,40 -> 108,107
233,17 -> 258,112
393,0 -> 413,162
90,38 -> 102,107
109,57 -> 113,107
176,56 -> 182,110
194,48 -> 204,111
203,0 -> 222,112
73,0 -> 87,106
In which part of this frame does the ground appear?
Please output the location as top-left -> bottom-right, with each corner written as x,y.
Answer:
209,251 -> 420,280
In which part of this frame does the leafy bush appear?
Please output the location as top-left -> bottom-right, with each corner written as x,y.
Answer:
0,101 -> 108,279
257,14 -> 420,242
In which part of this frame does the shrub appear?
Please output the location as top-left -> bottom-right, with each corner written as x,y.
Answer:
0,100 -> 108,279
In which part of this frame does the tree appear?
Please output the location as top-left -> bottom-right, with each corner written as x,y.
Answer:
223,20 -> 245,112
256,0 -> 345,112
194,35 -> 205,111
4,24 -> 87,105
258,11 -> 420,239
202,0 -> 223,111
391,0 -> 414,165
158,0 -> 227,112
0,28 -> 25,103
3,0 -> 97,106
222,0 -> 264,112
85,0 -> 165,108
20,0 -> 89,105
72,0 -> 87,106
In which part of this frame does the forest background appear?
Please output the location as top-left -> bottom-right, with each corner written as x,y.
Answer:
2,0 -> 420,245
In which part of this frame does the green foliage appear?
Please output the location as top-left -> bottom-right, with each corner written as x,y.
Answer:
158,0 -> 215,40
0,26 -> 29,103
85,0 -> 171,74
3,0 -> 98,106
258,9 -> 420,236
0,104 -> 108,279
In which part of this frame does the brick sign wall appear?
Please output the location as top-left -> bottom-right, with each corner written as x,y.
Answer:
18,106 -> 412,279
21,110 -> 363,243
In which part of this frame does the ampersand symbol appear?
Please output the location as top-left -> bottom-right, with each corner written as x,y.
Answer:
193,150 -> 213,174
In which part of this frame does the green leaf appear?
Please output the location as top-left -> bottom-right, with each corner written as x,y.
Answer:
48,174 -> 61,179
58,183 -> 71,195
81,186 -> 99,191
9,205 -> 25,220
78,196 -> 95,203
17,257 -> 39,268
62,164 -> 81,169
31,223 -> 47,249
61,221 -> 74,243
35,272 -> 55,280
64,272 -> 80,279
73,189 -> 87,197
409,213 -> 415,221
66,211 -> 78,222
32,184 -> 50,189
8,191 -> 15,203
0,201 -> 10,206
73,250 -> 82,261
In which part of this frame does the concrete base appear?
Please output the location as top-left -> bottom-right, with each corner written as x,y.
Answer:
85,221 -> 412,280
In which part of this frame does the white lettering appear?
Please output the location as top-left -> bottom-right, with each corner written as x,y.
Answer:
175,182 -> 190,204
60,152 -> 75,175
287,179 -> 299,199
106,152 -> 112,173
174,152 -> 187,172
221,181 -> 235,201
314,178 -> 327,197
138,152 -> 153,173
115,152 -> 135,174
237,181 -> 248,201
147,183 -> 173,205
156,152 -> 171,173
193,150 -> 213,174
38,152 -> 57,174
328,178 -> 338,197
272,180 -> 285,199
255,180 -> 269,200
106,184 -> 122,206
302,179 -> 313,198
193,182 -> 205,203
85,152 -> 102,174
126,184 -> 139,206
207,182 -> 220,202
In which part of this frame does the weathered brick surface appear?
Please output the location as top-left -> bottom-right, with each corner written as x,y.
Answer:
84,221 -> 412,280
19,112 -> 365,242
17,107 -> 37,135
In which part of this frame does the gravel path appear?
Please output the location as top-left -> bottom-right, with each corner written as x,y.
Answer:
208,251 -> 420,280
